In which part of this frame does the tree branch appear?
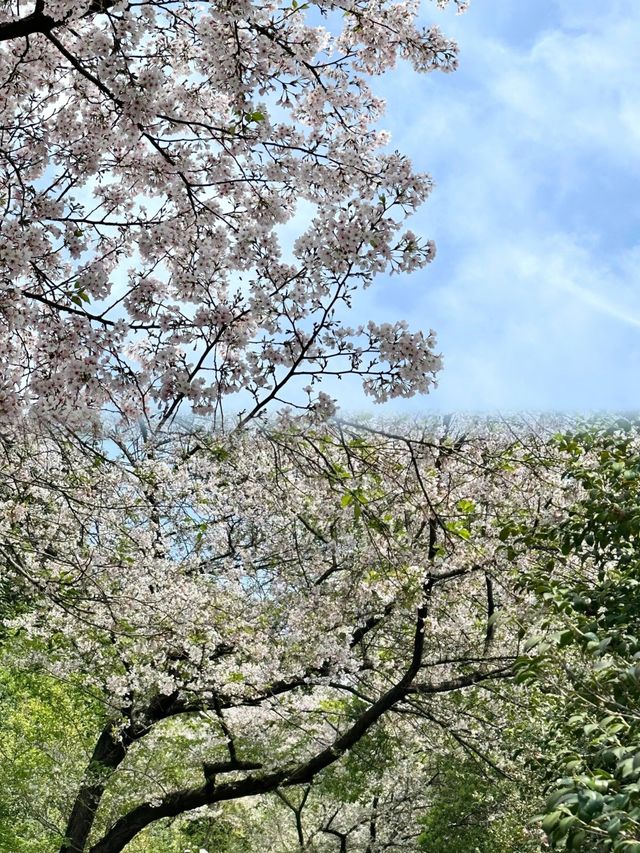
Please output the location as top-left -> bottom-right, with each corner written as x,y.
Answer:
60,691 -> 187,853
0,0 -> 117,43
88,599 -> 433,853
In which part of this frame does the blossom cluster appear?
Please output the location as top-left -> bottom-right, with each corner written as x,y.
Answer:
0,416 -> 566,850
0,0 -> 463,427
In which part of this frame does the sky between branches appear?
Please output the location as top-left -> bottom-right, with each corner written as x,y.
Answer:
332,0 -> 640,415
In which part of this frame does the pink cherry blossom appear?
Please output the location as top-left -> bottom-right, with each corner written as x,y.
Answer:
0,0 -> 463,429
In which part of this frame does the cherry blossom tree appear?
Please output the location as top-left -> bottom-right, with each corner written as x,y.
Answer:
2,3 -> 560,852
0,416 -> 544,852
0,0 -> 469,430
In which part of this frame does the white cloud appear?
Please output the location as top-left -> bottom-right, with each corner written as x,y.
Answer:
336,0 -> 640,415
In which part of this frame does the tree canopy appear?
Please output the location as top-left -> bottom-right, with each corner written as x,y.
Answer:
0,0 -> 464,429
2,2 -> 637,852
1,417 -> 541,851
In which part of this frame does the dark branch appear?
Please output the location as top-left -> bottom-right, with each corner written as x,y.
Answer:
60,691 -> 187,853
484,572 -> 496,653
0,0 -> 117,43
88,599 -> 433,853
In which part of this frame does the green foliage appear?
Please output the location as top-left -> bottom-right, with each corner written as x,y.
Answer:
127,808 -> 256,853
0,659 -> 102,853
509,420 -> 640,851
418,758 -> 538,853
315,714 -> 395,804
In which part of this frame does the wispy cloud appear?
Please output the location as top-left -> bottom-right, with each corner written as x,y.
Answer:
338,0 -> 640,414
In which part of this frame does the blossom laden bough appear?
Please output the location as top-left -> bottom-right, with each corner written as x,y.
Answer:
0,415 -> 543,852
0,0 -> 463,428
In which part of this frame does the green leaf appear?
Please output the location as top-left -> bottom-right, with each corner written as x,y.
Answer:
607,816 -> 622,837
568,829 -> 586,850
445,519 -> 471,540
523,635 -> 543,652
552,629 -> 574,648
558,815 -> 577,835
456,498 -> 476,514
542,810 -> 562,834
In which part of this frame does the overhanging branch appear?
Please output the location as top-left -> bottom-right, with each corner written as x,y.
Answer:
0,1 -> 117,42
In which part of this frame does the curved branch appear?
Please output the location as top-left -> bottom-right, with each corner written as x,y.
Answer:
88,599 -> 432,853
60,690 -> 189,853
0,0 -> 116,43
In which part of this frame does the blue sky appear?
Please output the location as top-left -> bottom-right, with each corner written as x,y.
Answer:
339,0 -> 640,415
